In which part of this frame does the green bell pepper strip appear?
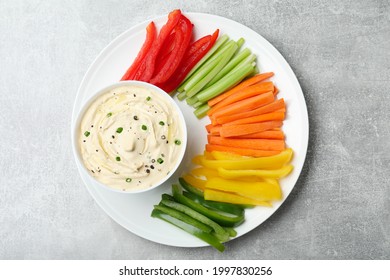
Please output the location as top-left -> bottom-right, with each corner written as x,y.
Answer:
160,199 -> 230,242
151,209 -> 225,252
153,204 -> 212,233
223,227 -> 237,237
178,177 -> 204,197
183,191 -> 245,217
172,184 -> 244,227
178,177 -> 245,216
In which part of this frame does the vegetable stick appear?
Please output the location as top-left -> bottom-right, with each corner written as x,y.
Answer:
209,125 -> 222,135
207,72 -> 274,107
196,61 -> 256,103
208,136 -> 285,151
211,94 -> 276,119
178,34 -> 229,92
205,178 -> 282,200
216,98 -> 285,125
190,167 -> 220,179
199,148 -> 293,170
232,130 -> 285,140
217,165 -> 294,179
206,144 -> 281,157
207,85 -> 275,116
205,123 -> 213,133
182,174 -> 206,190
219,121 -> 283,138
121,22 -> 157,81
273,85 -> 279,95
204,189 -> 272,207
206,48 -> 251,87
223,111 -> 285,126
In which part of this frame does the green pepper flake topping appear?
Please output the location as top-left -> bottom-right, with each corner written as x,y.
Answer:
159,121 -> 165,126
126,178 -> 132,183
107,112 -> 112,117
146,96 -> 151,101
84,131 -> 90,137
116,127 -> 123,133
157,158 -> 164,164
174,139 -> 181,145
116,156 -> 121,161
141,125 -> 147,130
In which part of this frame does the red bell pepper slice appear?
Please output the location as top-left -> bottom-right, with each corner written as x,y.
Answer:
120,21 -> 156,81
137,9 -> 182,82
157,29 -> 219,93
150,15 -> 193,84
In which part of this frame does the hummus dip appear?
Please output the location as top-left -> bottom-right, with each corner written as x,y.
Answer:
79,85 -> 185,191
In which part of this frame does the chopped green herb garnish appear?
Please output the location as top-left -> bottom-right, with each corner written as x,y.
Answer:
159,121 -> 165,126
146,96 -> 151,101
126,178 -> 132,183
84,131 -> 90,137
142,125 -> 147,130
157,158 -> 164,164
107,112 -> 112,117
116,127 -> 123,133
174,139 -> 181,145
116,156 -> 121,161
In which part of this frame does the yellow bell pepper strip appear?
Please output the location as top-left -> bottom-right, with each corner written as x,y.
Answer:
160,199 -> 230,242
153,204 -> 212,233
192,155 -> 203,165
199,148 -> 293,170
182,174 -> 206,190
204,189 -> 272,207
151,209 -> 225,252
172,184 -> 245,227
183,191 -> 245,216
205,177 -> 282,201
190,167 -> 219,179
211,150 -> 247,160
179,177 -> 204,197
217,165 -> 294,179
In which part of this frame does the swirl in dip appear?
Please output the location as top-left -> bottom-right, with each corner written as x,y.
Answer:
79,84 -> 185,192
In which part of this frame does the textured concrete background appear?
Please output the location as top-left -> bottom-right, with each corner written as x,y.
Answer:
0,0 -> 389,259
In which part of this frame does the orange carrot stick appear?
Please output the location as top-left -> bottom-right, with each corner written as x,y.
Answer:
207,82 -> 274,115
232,130 -> 285,139
209,125 -> 222,135
224,111 -> 285,126
220,121 -> 283,138
208,136 -> 285,151
205,144 -> 281,157
273,85 -> 279,95
205,123 -> 213,133
216,99 -> 285,125
207,72 -> 274,108
212,93 -> 276,119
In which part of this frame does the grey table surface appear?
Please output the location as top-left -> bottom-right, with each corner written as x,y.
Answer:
0,0 -> 389,260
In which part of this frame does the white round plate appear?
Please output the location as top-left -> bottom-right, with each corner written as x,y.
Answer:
71,12 -> 309,248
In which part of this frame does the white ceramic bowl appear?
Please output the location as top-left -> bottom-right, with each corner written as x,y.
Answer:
72,80 -> 187,194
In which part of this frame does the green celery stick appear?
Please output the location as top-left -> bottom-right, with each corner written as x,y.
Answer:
194,103 -> 211,119
206,48 -> 251,87
196,61 -> 255,103
193,101 -> 205,108
183,40 -> 236,95
185,42 -> 238,98
177,91 -> 187,101
236,37 -> 245,48
177,34 -> 229,92
186,95 -> 199,106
